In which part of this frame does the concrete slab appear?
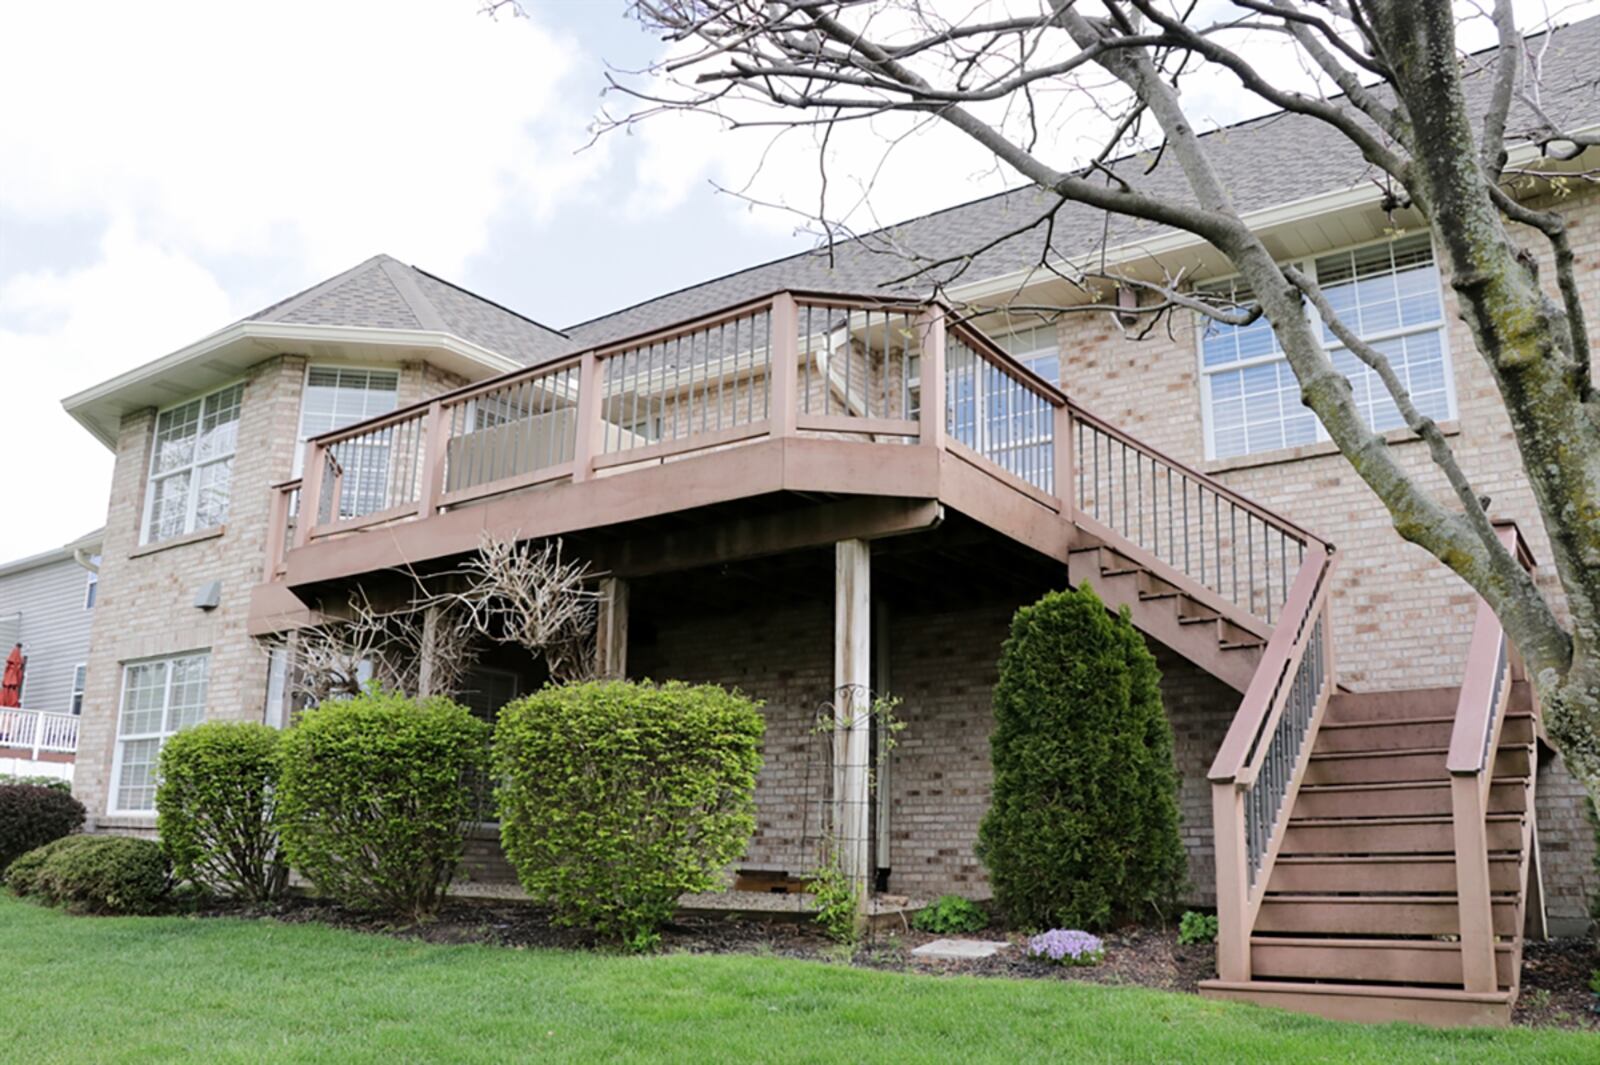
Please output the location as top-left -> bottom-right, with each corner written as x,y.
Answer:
910,938 -> 1011,960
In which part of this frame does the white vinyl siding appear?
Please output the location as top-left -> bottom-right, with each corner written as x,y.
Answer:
109,652 -> 209,813
1199,234 -> 1452,460
144,384 -> 244,543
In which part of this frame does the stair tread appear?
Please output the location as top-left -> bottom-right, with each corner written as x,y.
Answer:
1248,936 -> 1515,953
1273,850 -> 1510,857
1298,777 -> 1525,793
1289,813 -> 1523,827
1261,893 -> 1519,903
1320,711 -> 1534,730
1199,978 -> 1513,1004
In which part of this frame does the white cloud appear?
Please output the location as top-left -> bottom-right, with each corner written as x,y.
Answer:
0,0 -> 602,277
0,225 -> 237,554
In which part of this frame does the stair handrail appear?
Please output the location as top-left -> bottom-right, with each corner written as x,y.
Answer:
1447,520 -> 1535,994
1207,542 -> 1339,982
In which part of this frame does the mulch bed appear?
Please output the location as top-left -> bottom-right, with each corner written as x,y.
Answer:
193,897 -> 1595,1029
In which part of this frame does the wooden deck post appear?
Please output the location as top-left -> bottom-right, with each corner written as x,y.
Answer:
295,442 -> 325,548
769,294 -> 799,437
834,538 -> 872,905
1451,773 -> 1499,992
1054,403 -> 1074,520
416,604 -> 441,697
595,576 -> 629,680
417,399 -> 447,518
917,306 -> 946,452
1212,781 -> 1253,981
572,352 -> 602,482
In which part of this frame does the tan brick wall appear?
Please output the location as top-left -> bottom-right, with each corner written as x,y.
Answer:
1044,192 -> 1600,925
78,356 -> 465,829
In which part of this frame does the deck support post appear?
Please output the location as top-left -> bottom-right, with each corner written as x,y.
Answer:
1212,782 -> 1253,981
416,604 -> 441,697
595,576 -> 629,680
295,442 -> 325,548
1451,773 -> 1500,992
834,538 -> 872,907
917,307 -> 946,452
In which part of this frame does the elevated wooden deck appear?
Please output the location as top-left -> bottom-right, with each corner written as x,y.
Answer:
250,290 -> 1544,1026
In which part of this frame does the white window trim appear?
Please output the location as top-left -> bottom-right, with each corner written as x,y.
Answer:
107,651 -> 210,817
1195,232 -> 1458,462
83,568 -> 97,611
141,380 -> 246,546
293,362 -> 402,478
68,663 -> 86,716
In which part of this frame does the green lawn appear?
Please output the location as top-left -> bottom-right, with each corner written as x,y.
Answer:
1,895 -> 1594,1064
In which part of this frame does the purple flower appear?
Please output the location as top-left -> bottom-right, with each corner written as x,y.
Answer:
1027,928 -> 1105,966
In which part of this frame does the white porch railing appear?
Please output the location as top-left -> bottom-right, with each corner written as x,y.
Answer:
0,707 -> 81,758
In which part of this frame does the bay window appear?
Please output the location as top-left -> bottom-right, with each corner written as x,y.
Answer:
1199,233 -> 1453,460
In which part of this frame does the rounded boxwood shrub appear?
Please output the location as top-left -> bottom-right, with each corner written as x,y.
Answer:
0,782 -> 86,873
276,689 -> 488,920
977,584 -> 1186,931
6,833 -> 170,914
156,721 -> 287,903
494,680 -> 764,948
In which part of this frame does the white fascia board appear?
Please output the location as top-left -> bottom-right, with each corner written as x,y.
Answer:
61,322 -> 525,450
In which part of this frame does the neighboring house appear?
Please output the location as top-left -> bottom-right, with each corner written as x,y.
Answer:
59,16 -> 1600,1026
0,529 -> 102,780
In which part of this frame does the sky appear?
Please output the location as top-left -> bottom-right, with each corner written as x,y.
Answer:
1,0 -> 1593,562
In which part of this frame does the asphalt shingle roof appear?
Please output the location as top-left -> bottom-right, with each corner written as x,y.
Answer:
244,255 -> 572,364
558,14 -> 1600,352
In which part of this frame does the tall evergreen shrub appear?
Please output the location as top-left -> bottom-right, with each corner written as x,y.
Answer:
977,584 -> 1186,930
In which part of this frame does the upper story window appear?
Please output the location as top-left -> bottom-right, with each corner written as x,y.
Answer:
69,663 -> 87,715
83,556 -> 99,609
998,322 -> 1061,386
1198,233 -> 1452,460
144,383 -> 244,543
295,368 -> 401,515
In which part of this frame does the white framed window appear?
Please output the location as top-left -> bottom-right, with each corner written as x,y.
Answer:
109,652 -> 209,814
1198,233 -> 1454,460
83,555 -> 100,609
144,383 -> 244,543
68,664 -> 86,716
296,366 -> 401,514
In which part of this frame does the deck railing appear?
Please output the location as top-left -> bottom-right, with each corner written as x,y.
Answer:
1207,542 -> 1339,982
283,291 -> 1083,550
1447,521 -> 1536,993
1066,404 -> 1326,625
0,707 -> 80,757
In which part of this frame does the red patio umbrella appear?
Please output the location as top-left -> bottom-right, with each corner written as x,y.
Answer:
0,644 -> 24,708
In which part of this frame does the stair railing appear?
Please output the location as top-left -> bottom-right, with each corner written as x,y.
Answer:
1447,521 -> 1536,993
1207,542 -> 1339,981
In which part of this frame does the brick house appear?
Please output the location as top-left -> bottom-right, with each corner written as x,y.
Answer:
60,15 -> 1599,1025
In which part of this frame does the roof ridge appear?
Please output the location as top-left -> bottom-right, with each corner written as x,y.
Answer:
378,258 -> 449,332
246,253 -> 399,324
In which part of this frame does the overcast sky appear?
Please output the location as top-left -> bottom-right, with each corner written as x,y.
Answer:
2,0 -> 1592,562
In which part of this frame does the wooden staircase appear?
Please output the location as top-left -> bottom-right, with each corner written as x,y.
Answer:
1200,682 -> 1540,1026
1056,412 -> 1546,1027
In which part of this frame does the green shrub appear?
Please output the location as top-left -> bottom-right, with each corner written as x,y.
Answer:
0,773 -> 72,794
6,834 -> 169,914
156,722 -> 287,903
912,894 -> 989,935
1178,910 -> 1219,946
495,680 -> 764,946
806,859 -> 861,945
276,689 -> 488,920
977,584 -> 1186,931
0,783 -> 85,872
